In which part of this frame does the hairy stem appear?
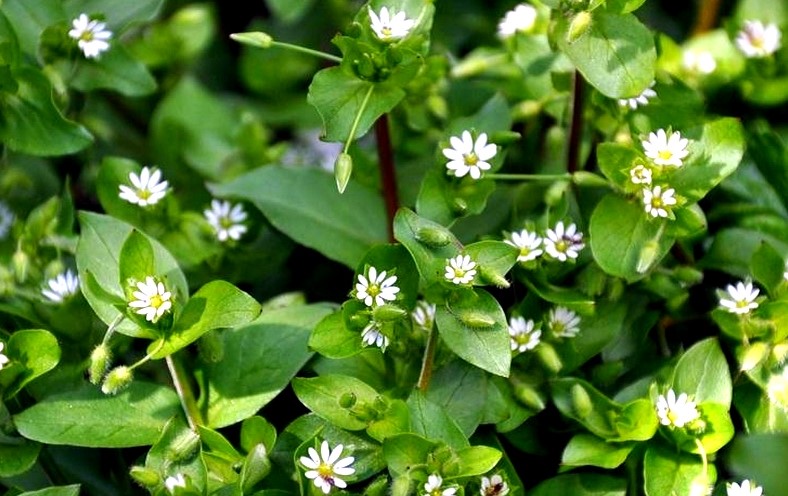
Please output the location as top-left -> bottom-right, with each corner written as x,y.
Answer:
375,114 -> 399,241
344,85 -> 376,154
487,173 -> 572,181
271,41 -> 342,63
166,355 -> 203,430
567,70 -> 585,174
417,322 -> 438,392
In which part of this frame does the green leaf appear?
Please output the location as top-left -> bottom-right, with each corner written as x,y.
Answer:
614,399 -> 658,442
590,193 -> 675,281
70,44 -> 156,96
1,0 -> 64,55
393,207 -> 463,284
292,374 -> 379,431
406,391 -> 468,451
464,240 -> 518,287
63,0 -> 163,29
596,143 -> 641,190
530,473 -> 626,496
119,229 -> 155,287
144,418 -> 206,493
264,0 -> 315,23
555,12 -> 655,99
204,304 -> 332,428
0,66 -> 92,156
643,444 -> 716,496
76,211 -> 188,338
436,288 -> 511,377
672,337 -> 732,407
453,445 -> 501,478
551,378 -> 619,439
309,308 -> 364,359
307,66 -> 405,143
561,434 -> 634,469
2,329 -> 61,397
210,165 -> 388,269
148,280 -> 261,359
367,399 -> 410,443
554,299 -> 627,374
241,416 -> 277,454
14,382 -> 181,447
520,272 -> 596,318
382,433 -> 437,477
0,438 -> 40,477
750,241 -> 786,297
726,433 -> 788,496
425,360 -> 487,437
18,486 -> 81,496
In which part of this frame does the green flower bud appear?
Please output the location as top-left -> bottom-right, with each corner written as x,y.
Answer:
451,197 -> 468,214
488,130 -> 522,146
513,383 -> 546,410
166,429 -> 201,462
88,343 -> 112,385
372,303 -> 407,322
567,11 -> 593,43
513,100 -> 542,120
570,384 -> 593,418
739,342 -> 769,372
242,444 -> 272,489
101,366 -> 134,395
459,311 -> 496,328
636,240 -> 660,274
415,226 -> 452,247
229,31 -> 273,49
12,249 -> 29,283
479,266 -> 510,288
673,266 -> 704,286
535,342 -> 563,374
334,153 -> 353,194
339,392 -> 357,409
572,171 -> 609,188
772,342 -> 788,364
129,466 -> 161,487
363,475 -> 391,496
427,95 -> 448,120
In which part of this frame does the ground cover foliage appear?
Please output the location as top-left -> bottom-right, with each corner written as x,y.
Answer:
0,0 -> 787,495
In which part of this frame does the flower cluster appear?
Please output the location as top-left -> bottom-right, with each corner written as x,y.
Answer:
682,50 -> 716,75
361,322 -> 389,350
164,474 -> 186,493
632,128 -> 691,219
443,130 -> 497,180
204,199 -> 248,242
497,3 -> 537,38
68,14 -> 112,59
412,301 -> 437,330
41,269 -> 80,303
656,389 -> 700,429
118,166 -> 169,207
300,440 -> 355,494
505,222 -> 585,264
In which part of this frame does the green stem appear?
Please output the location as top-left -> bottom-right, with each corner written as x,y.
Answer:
694,438 -> 709,480
166,354 -> 203,430
271,41 -> 342,63
486,173 -> 572,181
343,84 -> 376,154
417,322 -> 439,392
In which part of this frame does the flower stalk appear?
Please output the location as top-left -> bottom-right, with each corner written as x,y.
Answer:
417,317 -> 439,392
166,354 -> 203,430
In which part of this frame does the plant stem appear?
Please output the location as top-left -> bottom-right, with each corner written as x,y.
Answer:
271,41 -> 342,63
417,323 -> 438,392
691,0 -> 722,35
344,85 -> 376,154
166,354 -> 202,430
567,70 -> 585,174
486,173 -> 572,181
375,114 -> 399,241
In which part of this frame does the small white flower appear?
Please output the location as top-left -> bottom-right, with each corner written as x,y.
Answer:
368,6 -> 416,41
630,164 -> 652,185
423,474 -> 457,496
727,480 -> 763,496
128,276 -> 173,323
0,342 -> 10,370
497,3 -> 538,38
164,474 -> 186,493
412,301 -> 437,330
682,50 -> 717,74
719,280 -> 760,315
505,229 -> 543,262
642,129 -> 690,167
480,473 -> 510,496
643,185 -> 677,218
735,20 -> 781,58
618,82 -> 657,110
361,322 -> 389,351
118,166 -> 169,207
543,221 -> 585,262
443,130 -> 497,180
656,389 -> 700,428
41,269 -> 80,303
766,366 -> 788,410
508,316 -> 541,353
299,440 -> 355,494
68,13 -> 112,59
444,255 -> 477,285
0,201 -> 14,240
548,306 -> 581,338
355,266 -> 400,307
204,199 -> 248,242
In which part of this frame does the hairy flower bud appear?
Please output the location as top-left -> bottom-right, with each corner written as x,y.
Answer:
459,310 -> 495,328
513,382 -> 546,410
535,342 -> 563,374
339,392 -> 357,409
166,429 -> 201,462
571,384 -> 593,418
567,11 -> 592,43
229,31 -> 273,48
334,153 -> 353,194
415,226 -> 452,247
12,249 -> 29,283
129,466 -> 160,487
88,343 -> 112,385
372,303 -> 407,322
740,342 -> 769,372
101,366 -> 133,395
479,266 -> 510,288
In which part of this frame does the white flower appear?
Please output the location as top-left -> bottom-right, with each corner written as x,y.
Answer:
41,269 -> 80,303
355,266 -> 400,307
412,301 -> 437,330
508,316 -> 541,353
682,50 -> 717,74
735,20 -> 781,58
766,366 -> 788,410
543,221 -> 585,262
719,280 -> 760,315
361,322 -> 389,351
497,4 -> 538,38
204,199 -> 248,242
299,440 -> 355,494
443,130 -> 497,180
164,474 -> 186,493
368,6 -> 416,41
630,164 -> 652,185
68,14 -> 112,59
727,480 -> 763,496
505,229 -> 543,262
118,166 -> 169,207
656,389 -> 700,428
642,129 -> 690,167
128,276 -> 173,323
784,260 -> 788,281
423,474 -> 457,496
0,342 -> 10,370
618,82 -> 657,110
480,473 -> 510,496
445,255 -> 477,285
548,306 -> 581,338
643,185 -> 677,218
0,201 -> 14,240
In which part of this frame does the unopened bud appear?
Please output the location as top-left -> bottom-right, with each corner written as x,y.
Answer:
415,226 -> 452,247
740,342 -> 769,372
88,344 -> 112,385
570,384 -> 593,418
479,266 -> 510,288
567,11 -> 593,43
673,266 -> 703,286
772,342 -> 788,364
535,342 -> 563,374
459,311 -> 495,328
572,171 -> 609,188
488,130 -> 521,146
12,249 -> 29,283
427,95 -> 448,119
513,383 -> 546,410
513,100 -> 542,120
101,366 -> 133,395
166,429 -> 200,462
636,240 -> 660,274
451,197 -> 468,214
129,466 -> 160,487
242,444 -> 272,489
339,392 -> 357,409
230,31 -> 273,49
334,153 -> 353,194
372,303 -> 407,322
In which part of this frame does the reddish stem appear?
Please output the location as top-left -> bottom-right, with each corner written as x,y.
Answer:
375,114 -> 399,241
567,71 -> 585,174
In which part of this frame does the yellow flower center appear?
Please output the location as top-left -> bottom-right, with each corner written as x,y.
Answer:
750,35 -> 764,49
317,463 -> 334,483
367,284 -> 381,298
651,197 -> 663,208
736,299 -> 749,308
464,153 -> 479,166
381,26 -> 392,37
138,188 -> 151,200
666,409 -> 679,425
219,217 -> 234,229
150,294 -> 164,309
658,150 -> 673,161
454,269 -> 465,278
80,31 -> 95,42
555,240 -> 568,252
519,247 -> 531,258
